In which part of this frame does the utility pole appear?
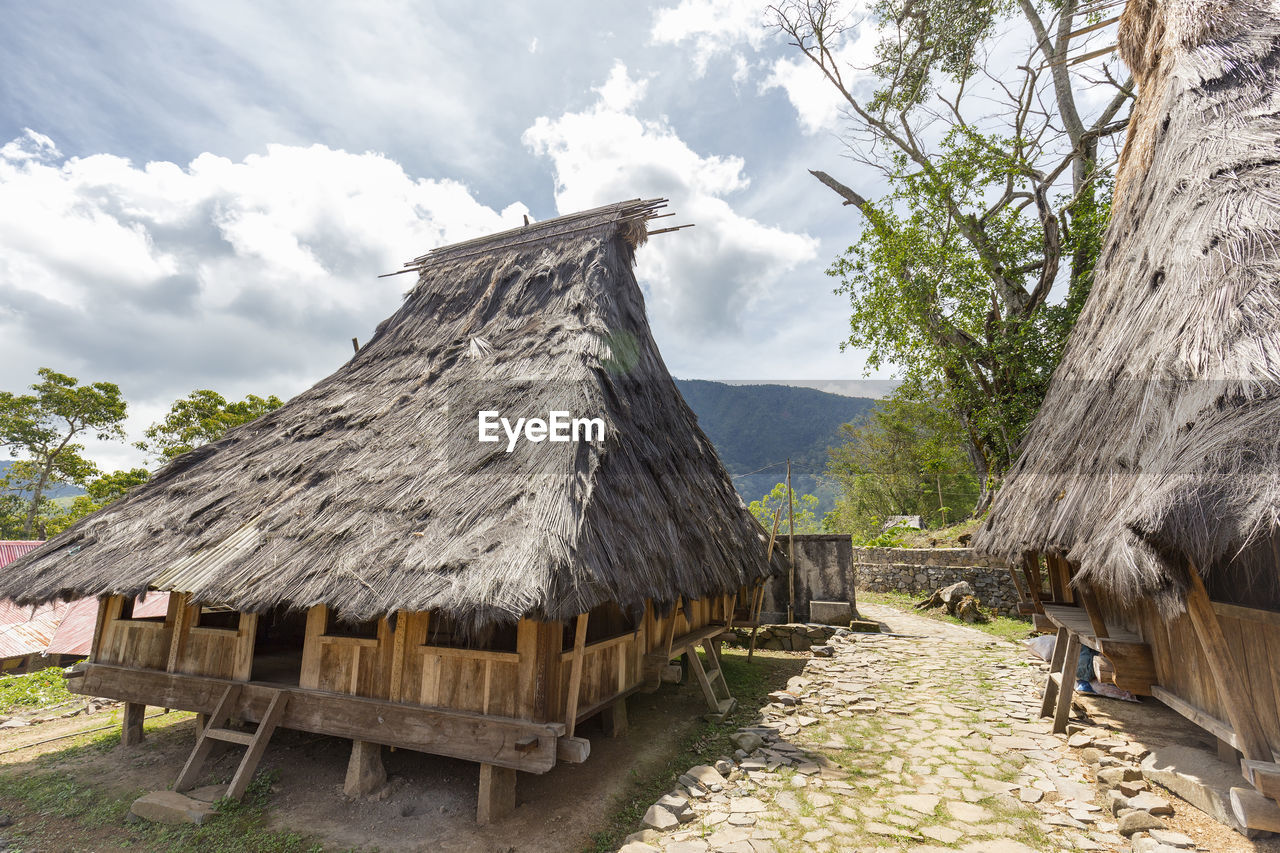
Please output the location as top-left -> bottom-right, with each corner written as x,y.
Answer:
787,458 -> 796,624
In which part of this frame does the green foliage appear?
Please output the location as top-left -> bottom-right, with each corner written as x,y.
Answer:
0,667 -> 74,713
772,0 -> 1129,506
853,522 -> 914,547
138,389 -> 283,462
748,482 -> 823,533
824,386 -> 979,537
0,368 -> 128,538
43,467 -> 151,536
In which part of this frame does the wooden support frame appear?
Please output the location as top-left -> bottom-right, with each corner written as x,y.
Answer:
1185,562 -> 1273,763
1021,552 -> 1046,613
122,701 -> 146,746
1078,587 -> 1110,639
78,663 -> 568,773
564,613 -> 589,738
477,763 -> 516,825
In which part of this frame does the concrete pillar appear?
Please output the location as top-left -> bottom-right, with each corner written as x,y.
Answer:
476,763 -> 516,825
343,740 -> 386,797
122,702 -> 145,746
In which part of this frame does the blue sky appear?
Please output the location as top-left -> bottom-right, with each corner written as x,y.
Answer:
0,0 -> 897,468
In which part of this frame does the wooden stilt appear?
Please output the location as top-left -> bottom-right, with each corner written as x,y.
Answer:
602,697 -> 628,737
343,739 -> 386,798
564,613 -> 589,738
477,763 -> 516,825
122,702 -> 145,746
1185,562 -> 1273,762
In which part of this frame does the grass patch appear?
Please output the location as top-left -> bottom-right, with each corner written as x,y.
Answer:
0,761 -> 329,853
859,589 -> 1034,643
587,646 -> 804,852
0,667 -> 74,714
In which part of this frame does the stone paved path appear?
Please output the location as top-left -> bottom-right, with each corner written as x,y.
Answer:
619,603 -> 1139,853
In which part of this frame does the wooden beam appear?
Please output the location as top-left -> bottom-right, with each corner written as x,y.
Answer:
1151,685 -> 1241,750
564,613 -> 589,738
1185,562 -> 1273,762
389,610 -> 408,703
477,763 -> 516,825
122,701 -> 146,746
76,663 -> 565,773
1241,760 -> 1280,801
166,594 -> 192,673
89,597 -> 110,663
1095,638 -> 1154,695
299,605 -> 326,689
602,697 -> 628,737
233,612 -> 258,681
1078,587 -> 1110,639
1231,786 -> 1280,832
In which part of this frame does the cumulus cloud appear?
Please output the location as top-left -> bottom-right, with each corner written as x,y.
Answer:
522,63 -> 818,338
0,129 -> 526,466
650,0 -> 770,75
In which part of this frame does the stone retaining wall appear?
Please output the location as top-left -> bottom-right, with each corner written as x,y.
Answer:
852,547 -> 1021,616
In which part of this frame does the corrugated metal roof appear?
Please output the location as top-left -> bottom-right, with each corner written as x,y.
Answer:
0,540 -> 42,567
43,597 -> 96,656
149,524 -> 265,593
0,600 -> 65,659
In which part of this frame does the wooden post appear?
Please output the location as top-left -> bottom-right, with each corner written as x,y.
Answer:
602,696 -> 628,737
122,702 -> 145,746
89,596 -> 110,663
343,740 -> 386,797
786,458 -> 795,623
1185,561 -> 1272,762
564,613 -> 589,738
389,610 -> 409,703
477,763 -> 516,825
166,594 -> 192,673
1078,587 -> 1110,638
232,612 -> 259,681
299,605 -> 326,690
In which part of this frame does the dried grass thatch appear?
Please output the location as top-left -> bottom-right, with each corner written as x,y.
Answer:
973,0 -> 1280,610
0,199 -> 779,632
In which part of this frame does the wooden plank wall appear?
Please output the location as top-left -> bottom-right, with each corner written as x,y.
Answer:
169,595 -> 255,680
298,605 -> 395,700
556,631 -> 644,722
1126,598 -> 1280,754
95,595 -> 172,670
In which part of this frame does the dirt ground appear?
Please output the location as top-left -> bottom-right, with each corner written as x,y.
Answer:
0,667 -> 799,852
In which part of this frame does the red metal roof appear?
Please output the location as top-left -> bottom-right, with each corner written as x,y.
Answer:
0,542 -> 170,658
0,600 -> 66,659
0,540 -> 42,567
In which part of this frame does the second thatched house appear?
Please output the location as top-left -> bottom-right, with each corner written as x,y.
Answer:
0,199 -> 778,823
975,0 -> 1280,832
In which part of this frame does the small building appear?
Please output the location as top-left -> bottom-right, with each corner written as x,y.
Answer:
975,0 -> 1280,833
0,200 -> 778,822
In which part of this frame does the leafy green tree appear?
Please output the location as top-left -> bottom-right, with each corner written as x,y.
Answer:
749,482 -> 823,534
137,390 -> 282,462
824,386 -> 979,537
771,0 -> 1132,508
0,369 -> 128,538
44,468 -> 151,536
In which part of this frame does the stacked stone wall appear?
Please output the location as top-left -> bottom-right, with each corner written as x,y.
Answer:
852,547 -> 1020,616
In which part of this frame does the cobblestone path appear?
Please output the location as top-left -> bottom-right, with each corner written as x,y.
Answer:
619,603 -> 1146,853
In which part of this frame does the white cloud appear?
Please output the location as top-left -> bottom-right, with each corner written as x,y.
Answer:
0,130 -> 527,468
650,0 -> 770,75
760,30 -> 879,134
523,64 -> 817,338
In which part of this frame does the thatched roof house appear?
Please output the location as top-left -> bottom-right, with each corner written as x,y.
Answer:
0,199 -> 777,821
974,0 -> 1280,609
974,0 -> 1280,827
1,198 -> 772,631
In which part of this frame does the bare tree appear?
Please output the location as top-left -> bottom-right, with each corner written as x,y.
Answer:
770,0 -> 1133,509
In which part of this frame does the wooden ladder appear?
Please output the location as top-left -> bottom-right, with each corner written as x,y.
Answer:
1039,626 -> 1081,734
175,684 -> 290,800
686,638 -> 735,718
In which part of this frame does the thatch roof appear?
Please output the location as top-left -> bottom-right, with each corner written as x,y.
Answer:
0,199 -> 779,631
973,0 -> 1280,610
